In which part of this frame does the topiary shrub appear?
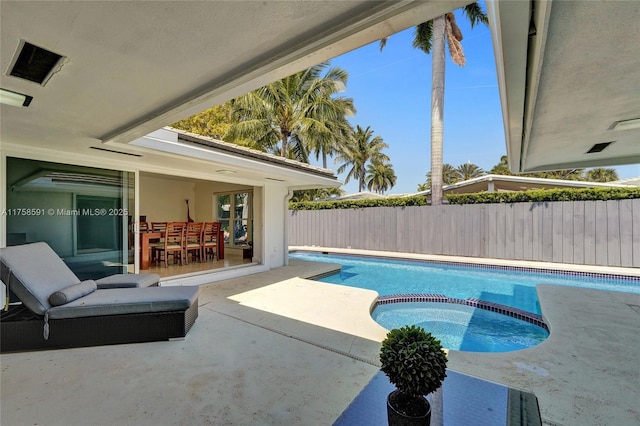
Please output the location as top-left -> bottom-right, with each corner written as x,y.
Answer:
380,325 -> 448,416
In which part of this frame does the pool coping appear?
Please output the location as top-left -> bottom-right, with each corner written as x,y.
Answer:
294,247 -> 639,335
289,246 -> 640,281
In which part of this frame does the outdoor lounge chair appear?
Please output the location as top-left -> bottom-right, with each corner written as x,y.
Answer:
0,242 -> 199,352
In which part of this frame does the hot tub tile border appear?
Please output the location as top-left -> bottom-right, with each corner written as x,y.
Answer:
375,294 -> 549,332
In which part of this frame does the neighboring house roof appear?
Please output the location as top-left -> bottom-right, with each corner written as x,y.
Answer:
611,177 -> 640,187
410,174 -> 635,197
487,1 -> 640,172
325,191 -> 388,201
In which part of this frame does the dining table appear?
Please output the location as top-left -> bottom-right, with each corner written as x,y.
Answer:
140,229 -> 224,270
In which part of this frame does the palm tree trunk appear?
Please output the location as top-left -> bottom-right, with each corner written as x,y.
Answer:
430,15 -> 446,206
281,133 -> 288,157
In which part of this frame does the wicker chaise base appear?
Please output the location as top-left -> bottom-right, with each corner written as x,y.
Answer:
1,300 -> 198,353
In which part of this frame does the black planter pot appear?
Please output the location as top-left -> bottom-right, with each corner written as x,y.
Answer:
386,390 -> 431,426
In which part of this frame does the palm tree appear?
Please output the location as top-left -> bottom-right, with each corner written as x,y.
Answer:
456,162 -> 485,181
585,168 -> 619,182
335,125 -> 390,192
530,169 -> 585,180
366,161 -> 397,194
490,155 -> 590,181
290,187 -> 344,202
490,155 -> 511,175
424,163 -> 459,189
171,103 -> 233,140
225,63 -> 355,161
381,3 -> 488,205
307,96 -> 355,168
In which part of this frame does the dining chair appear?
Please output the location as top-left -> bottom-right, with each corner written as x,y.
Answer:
152,222 -> 185,267
151,222 -> 167,233
184,222 -> 204,264
202,222 -> 221,261
149,222 -> 167,263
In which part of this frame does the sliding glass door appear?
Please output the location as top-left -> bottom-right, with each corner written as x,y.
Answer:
5,157 -> 134,279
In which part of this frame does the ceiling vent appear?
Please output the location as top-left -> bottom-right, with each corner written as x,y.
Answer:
9,41 -> 64,85
586,142 -> 613,154
89,147 -> 143,157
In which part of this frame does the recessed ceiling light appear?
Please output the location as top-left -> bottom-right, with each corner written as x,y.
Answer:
611,118 -> 640,131
216,170 -> 236,175
0,88 -> 32,107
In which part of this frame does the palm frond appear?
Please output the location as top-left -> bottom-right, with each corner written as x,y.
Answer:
226,62 -> 354,158
413,21 -> 433,54
379,37 -> 388,51
287,134 -> 309,163
455,162 -> 485,180
446,15 -> 466,66
462,2 -> 489,28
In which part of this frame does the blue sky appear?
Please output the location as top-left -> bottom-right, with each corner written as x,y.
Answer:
321,10 -> 640,194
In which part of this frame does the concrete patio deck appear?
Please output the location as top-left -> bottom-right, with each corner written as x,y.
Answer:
1,256 -> 639,425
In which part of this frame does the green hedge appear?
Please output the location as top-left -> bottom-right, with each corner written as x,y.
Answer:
289,196 -> 427,210
446,187 -> 640,204
289,187 -> 640,210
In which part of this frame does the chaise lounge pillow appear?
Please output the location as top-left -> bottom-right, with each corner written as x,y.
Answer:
49,280 -> 98,306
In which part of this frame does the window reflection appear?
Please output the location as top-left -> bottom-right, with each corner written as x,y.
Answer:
5,157 -> 133,279
216,191 -> 252,247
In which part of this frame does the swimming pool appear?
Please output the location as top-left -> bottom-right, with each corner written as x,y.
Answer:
290,251 -> 640,315
372,302 -> 549,352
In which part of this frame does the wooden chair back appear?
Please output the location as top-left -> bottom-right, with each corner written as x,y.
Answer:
186,222 -> 203,244
151,222 -> 167,232
151,222 -> 185,267
164,222 -> 185,247
202,222 -> 221,261
184,222 -> 204,263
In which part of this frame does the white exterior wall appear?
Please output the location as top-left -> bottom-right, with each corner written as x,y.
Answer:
261,183 -> 291,269
0,144 -> 295,288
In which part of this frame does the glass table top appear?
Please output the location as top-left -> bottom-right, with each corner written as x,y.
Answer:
333,369 -> 541,426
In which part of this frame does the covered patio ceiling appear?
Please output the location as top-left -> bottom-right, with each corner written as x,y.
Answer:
488,0 -> 640,173
0,0 -> 469,166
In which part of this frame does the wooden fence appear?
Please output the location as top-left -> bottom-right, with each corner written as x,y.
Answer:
288,199 -> 640,268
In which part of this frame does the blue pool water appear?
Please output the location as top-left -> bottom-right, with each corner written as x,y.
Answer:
290,252 -> 640,315
372,302 -> 549,352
